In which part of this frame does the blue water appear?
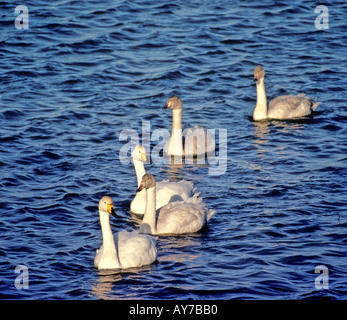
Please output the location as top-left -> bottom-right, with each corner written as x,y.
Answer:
1,0 -> 346,300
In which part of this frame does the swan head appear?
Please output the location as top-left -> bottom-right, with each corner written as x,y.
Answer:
254,66 -> 265,84
99,196 -> 116,215
136,173 -> 156,192
131,145 -> 147,162
163,96 -> 182,110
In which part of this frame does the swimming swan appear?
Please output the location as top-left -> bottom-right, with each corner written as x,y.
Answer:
253,66 -> 320,121
130,145 -> 195,215
137,174 -> 215,235
163,96 -> 215,158
94,196 -> 157,270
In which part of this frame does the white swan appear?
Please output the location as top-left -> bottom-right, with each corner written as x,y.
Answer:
137,174 -> 215,235
94,196 -> 157,270
163,96 -> 216,158
253,66 -> 320,121
130,145 -> 195,215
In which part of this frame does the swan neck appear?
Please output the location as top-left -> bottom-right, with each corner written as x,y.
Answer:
172,108 -> 182,130
99,210 -> 118,258
169,109 -> 184,157
140,186 -> 157,234
133,158 -> 146,187
254,79 -> 268,120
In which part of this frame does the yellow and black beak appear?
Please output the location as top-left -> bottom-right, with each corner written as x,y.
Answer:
141,152 -> 147,162
107,204 -> 116,215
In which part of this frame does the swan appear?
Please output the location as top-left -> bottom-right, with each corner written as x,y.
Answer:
130,145 -> 195,215
94,196 -> 157,270
163,96 -> 216,158
253,66 -> 320,121
137,173 -> 215,235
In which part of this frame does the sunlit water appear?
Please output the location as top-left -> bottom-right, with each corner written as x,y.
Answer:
0,0 -> 346,299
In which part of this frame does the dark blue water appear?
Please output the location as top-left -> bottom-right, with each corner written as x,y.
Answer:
1,0 -> 346,300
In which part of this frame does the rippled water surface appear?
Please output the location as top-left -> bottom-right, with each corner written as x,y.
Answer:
1,0 -> 346,299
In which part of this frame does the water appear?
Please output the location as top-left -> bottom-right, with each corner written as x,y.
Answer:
0,0 -> 346,300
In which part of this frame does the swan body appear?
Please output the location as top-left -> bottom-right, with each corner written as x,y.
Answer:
137,174 -> 215,236
253,66 -> 319,121
94,196 -> 157,270
163,96 -> 215,157
130,145 -> 195,215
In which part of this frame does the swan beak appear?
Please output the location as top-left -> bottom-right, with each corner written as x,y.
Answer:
136,184 -> 144,193
163,103 -> 169,109
141,152 -> 147,162
254,76 -> 258,82
107,204 -> 116,215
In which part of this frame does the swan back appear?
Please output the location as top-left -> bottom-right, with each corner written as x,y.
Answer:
268,93 -> 319,119
117,230 -> 157,269
156,193 -> 215,235
184,125 -> 216,157
156,179 -> 195,205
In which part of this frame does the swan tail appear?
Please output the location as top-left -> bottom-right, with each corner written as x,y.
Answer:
300,93 -> 320,111
179,179 -> 194,187
151,235 -> 158,244
179,180 -> 196,194
312,101 -> 320,111
186,193 -> 215,221
207,209 -> 215,222
186,192 -> 202,204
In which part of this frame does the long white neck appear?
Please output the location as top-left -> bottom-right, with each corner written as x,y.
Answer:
139,186 -> 157,235
253,78 -> 268,121
99,209 -> 119,262
169,109 -> 184,157
133,158 -> 146,187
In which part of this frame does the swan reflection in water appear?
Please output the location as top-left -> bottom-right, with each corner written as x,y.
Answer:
252,119 -> 308,162
90,264 -> 157,300
248,119 -> 313,195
